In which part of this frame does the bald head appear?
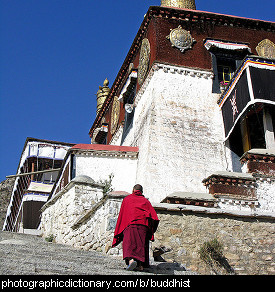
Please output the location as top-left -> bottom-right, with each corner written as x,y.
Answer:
133,184 -> 143,193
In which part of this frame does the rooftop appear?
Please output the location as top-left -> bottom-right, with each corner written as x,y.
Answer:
72,144 -> 139,153
89,5 -> 275,138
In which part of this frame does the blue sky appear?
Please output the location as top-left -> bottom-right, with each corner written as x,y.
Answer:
0,0 -> 274,182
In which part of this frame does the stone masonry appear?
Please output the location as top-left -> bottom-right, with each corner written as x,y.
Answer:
41,176 -> 124,255
41,176 -> 275,275
0,178 -> 15,229
153,205 -> 275,275
0,231 -> 196,275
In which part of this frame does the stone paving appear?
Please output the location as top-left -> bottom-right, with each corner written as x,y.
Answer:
0,231 -> 195,275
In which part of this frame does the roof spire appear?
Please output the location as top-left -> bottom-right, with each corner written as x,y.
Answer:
161,0 -> 196,10
96,78 -> 110,116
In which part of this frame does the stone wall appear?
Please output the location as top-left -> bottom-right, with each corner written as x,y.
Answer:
41,176 -> 125,256
41,176 -> 104,244
153,205 -> 275,275
41,179 -> 275,275
0,178 -> 15,229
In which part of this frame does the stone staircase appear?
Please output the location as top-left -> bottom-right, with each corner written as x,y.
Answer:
0,231 -> 194,275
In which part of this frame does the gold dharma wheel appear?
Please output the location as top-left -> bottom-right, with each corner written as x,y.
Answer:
110,96 -> 120,135
138,38 -> 151,85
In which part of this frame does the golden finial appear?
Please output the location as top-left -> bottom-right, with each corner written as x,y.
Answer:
96,79 -> 110,115
103,78 -> 109,87
161,0 -> 196,10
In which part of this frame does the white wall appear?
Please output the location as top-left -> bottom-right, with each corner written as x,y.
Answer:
41,180 -> 124,255
256,178 -> 275,213
75,154 -> 138,194
122,63 -> 227,203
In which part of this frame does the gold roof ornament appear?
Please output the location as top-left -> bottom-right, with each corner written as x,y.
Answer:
138,38 -> 151,85
256,39 -> 275,59
103,78 -> 109,87
161,0 -> 196,10
96,78 -> 110,115
167,25 -> 196,53
110,96 -> 120,135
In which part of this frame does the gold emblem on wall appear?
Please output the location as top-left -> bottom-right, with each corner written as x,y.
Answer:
138,38 -> 151,85
256,39 -> 275,59
167,25 -> 196,53
110,96 -> 120,135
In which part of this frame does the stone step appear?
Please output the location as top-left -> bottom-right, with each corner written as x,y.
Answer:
0,232 -> 131,275
0,231 -> 195,275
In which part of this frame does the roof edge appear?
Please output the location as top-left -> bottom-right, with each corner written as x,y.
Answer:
71,143 -> 139,153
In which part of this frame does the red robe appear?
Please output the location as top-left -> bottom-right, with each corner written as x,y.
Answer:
112,190 -> 159,247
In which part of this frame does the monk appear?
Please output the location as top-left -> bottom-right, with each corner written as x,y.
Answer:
112,184 -> 159,271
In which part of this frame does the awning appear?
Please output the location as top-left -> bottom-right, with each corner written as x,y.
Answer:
27,142 -> 69,160
23,193 -> 49,202
118,70 -> 137,103
219,56 -> 275,140
93,123 -> 108,144
27,181 -> 54,193
204,39 -> 251,53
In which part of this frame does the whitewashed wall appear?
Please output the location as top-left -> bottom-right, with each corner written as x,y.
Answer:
41,177 -> 125,255
75,153 -> 138,194
256,178 -> 275,213
122,63 -> 227,203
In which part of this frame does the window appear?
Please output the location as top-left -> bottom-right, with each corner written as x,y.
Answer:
247,110 -> 266,150
218,65 -> 234,84
205,39 -> 251,93
118,69 -> 137,145
121,85 -> 136,145
121,105 -> 135,145
216,57 -> 236,85
228,107 -> 267,157
71,154 -> 76,180
210,52 -> 247,93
